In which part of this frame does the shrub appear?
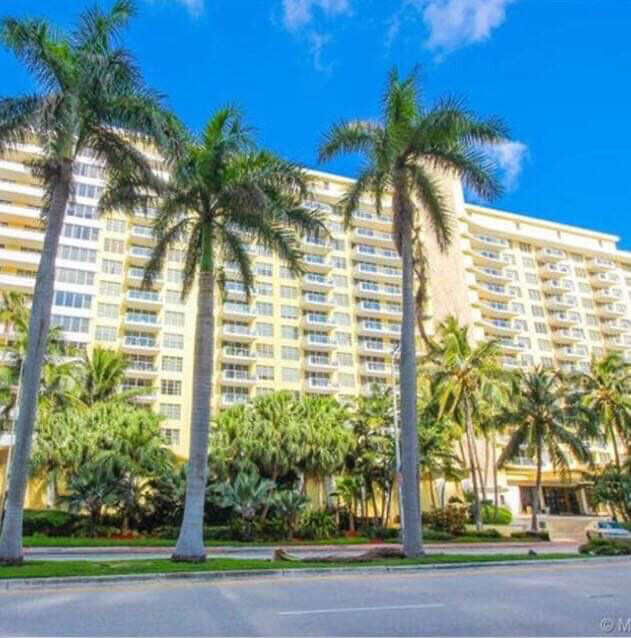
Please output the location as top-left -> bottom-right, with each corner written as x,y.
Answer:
360,524 -> 399,541
510,530 -> 550,541
421,528 -> 453,541
579,538 -> 631,556
481,505 -> 512,525
298,511 -> 337,540
424,506 -> 468,535
23,509 -> 81,536
463,528 -> 503,539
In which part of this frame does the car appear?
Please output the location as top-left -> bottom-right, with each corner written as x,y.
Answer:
585,520 -> 631,541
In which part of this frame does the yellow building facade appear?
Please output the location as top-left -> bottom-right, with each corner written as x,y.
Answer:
0,143 -> 628,516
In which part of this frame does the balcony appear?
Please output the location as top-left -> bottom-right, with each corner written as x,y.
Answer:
0,178 -> 44,204
355,281 -> 401,300
129,391 -> 158,404
128,245 -> 153,264
356,300 -> 383,318
600,319 -> 626,335
0,225 -> 45,248
303,333 -> 336,350
556,346 -> 587,361
0,272 -> 35,293
360,382 -> 388,395
124,314 -> 160,331
501,357 -> 520,369
357,320 -> 400,337
477,283 -> 513,302
222,325 -> 256,341
353,244 -> 399,264
542,279 -> 571,293
468,234 -> 510,250
221,346 -> 255,362
222,370 -> 257,385
303,273 -> 334,291
588,257 -> 615,272
0,201 -> 40,223
126,289 -> 162,309
122,335 -> 160,354
357,341 -> 386,355
224,281 -> 248,300
551,329 -> 583,344
481,319 -> 519,337
545,295 -> 576,311
302,236 -> 330,254
604,337 -> 626,352
303,254 -> 332,272
352,209 -> 393,229
125,362 -> 158,378
302,313 -> 336,330
127,267 -> 162,287
590,272 -> 617,288
539,263 -> 571,279
221,393 -> 250,407
596,303 -> 626,318
305,355 -> 338,372
537,247 -> 566,262
363,361 -> 392,376
305,377 -> 337,394
353,227 -> 394,247
548,312 -> 580,327
0,248 -> 40,269
479,302 -> 518,319
130,225 -> 156,244
472,250 -> 506,268
354,263 -> 401,283
474,267 -> 511,285
222,303 -> 256,321
302,292 -> 334,310
497,339 -> 525,354
594,288 -> 623,303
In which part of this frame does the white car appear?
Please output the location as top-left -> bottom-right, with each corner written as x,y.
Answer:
585,520 -> 631,541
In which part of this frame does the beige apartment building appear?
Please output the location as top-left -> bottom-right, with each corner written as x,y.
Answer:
0,143 -> 629,516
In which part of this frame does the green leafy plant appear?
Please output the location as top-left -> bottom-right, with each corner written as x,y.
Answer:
579,538 -> 631,556
298,511 -> 337,541
481,505 -> 513,525
423,506 -> 468,536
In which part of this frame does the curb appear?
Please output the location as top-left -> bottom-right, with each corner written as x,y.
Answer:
2,556 -> 628,591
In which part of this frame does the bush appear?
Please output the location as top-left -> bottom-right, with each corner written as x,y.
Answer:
421,528 -> 453,541
462,528 -> 503,539
579,538 -> 631,556
481,505 -> 512,525
23,509 -> 81,536
359,524 -> 399,541
424,506 -> 468,535
298,511 -> 337,540
510,530 -> 550,542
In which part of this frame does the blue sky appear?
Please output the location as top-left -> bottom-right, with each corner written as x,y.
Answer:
2,0 -> 630,248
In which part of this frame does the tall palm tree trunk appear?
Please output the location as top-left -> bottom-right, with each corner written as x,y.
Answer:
0,167 -> 72,564
173,241 -> 215,562
608,421 -> 621,470
492,433 -> 499,512
399,208 -> 422,557
464,398 -> 482,531
531,447 -> 543,533
472,434 -> 487,504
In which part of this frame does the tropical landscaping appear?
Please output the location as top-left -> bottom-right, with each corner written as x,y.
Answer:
0,0 -> 630,574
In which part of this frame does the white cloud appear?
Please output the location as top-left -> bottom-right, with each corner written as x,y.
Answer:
397,0 -> 514,56
307,31 -> 333,73
145,0 -> 204,18
485,140 -> 528,191
282,0 -> 352,32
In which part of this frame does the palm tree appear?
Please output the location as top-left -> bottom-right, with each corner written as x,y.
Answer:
78,347 -> 138,406
318,68 -> 507,555
0,1 -> 183,564
574,354 -> 631,469
430,316 -> 504,530
144,107 -> 325,561
497,368 -> 592,532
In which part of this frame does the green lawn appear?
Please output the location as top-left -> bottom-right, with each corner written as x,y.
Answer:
22,535 -> 518,548
0,553 -> 582,580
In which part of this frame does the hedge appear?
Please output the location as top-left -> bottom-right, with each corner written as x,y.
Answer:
481,505 -> 512,525
23,509 -> 82,536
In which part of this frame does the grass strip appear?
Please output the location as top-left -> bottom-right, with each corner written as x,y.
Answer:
0,553 -> 582,580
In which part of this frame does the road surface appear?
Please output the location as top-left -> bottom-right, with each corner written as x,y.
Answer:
1,558 -> 628,636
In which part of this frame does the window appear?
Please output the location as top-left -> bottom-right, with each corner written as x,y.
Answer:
579,282 -> 591,293
514,319 -> 528,331
99,280 -> 120,296
58,244 -> 97,263
254,244 -> 272,257
331,238 -> 346,251
541,357 -> 554,368
256,322 -> 273,337
165,290 -> 183,304
586,314 -> 598,327
162,356 -> 183,372
280,266 -> 295,279
282,367 -> 299,382
56,267 -> 95,286
104,238 -> 124,254
509,286 -> 522,298
589,330 -> 601,341
575,268 -> 586,278
62,223 -> 99,241
519,242 -> 531,252
54,290 -> 92,309
336,332 -> 351,346
51,315 -> 89,333
281,286 -> 297,299
95,325 -> 116,341
538,339 -> 551,351
582,298 -> 594,309
256,302 -> 273,316
102,259 -> 122,275
511,302 -> 525,314
281,305 -> 298,320
256,343 -> 274,358
282,346 -> 299,361
167,269 -> 183,284
521,354 -> 534,367
337,352 -> 353,367
522,257 -> 535,268
525,273 -> 538,284
160,404 -> 181,420
165,311 -> 185,328
338,373 -> 355,388
334,312 -> 350,326
75,182 -> 104,199
333,293 -> 349,307
256,366 -> 274,381
161,379 -> 182,396
534,322 -> 547,334
531,305 -> 544,317
331,256 -> 346,269
528,289 -> 541,301
97,303 -> 118,319
256,262 -> 273,277
105,218 -> 126,233
506,269 -> 518,281
168,249 -> 185,263
281,325 -> 299,340
66,203 -> 97,219
332,274 -> 348,288
163,333 -> 184,349
256,282 -> 273,296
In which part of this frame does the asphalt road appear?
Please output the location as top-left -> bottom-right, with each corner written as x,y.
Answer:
1,559 -> 629,636
24,541 -> 579,561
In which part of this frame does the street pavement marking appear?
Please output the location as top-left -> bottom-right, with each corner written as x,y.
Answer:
278,603 -> 444,616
